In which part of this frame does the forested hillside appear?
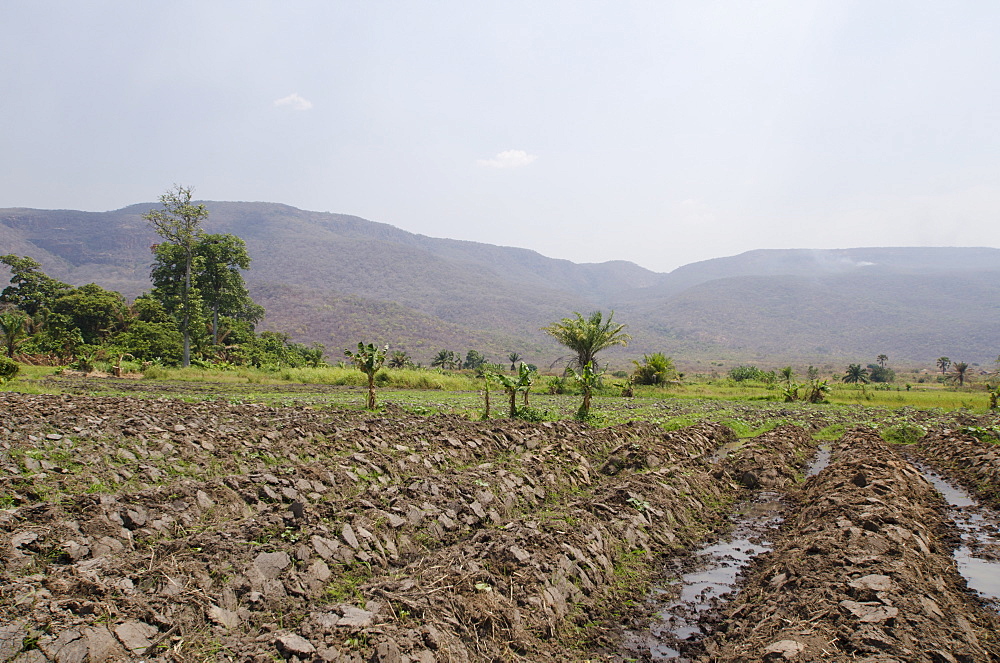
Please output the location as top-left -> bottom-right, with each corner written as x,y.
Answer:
2,202 -> 998,367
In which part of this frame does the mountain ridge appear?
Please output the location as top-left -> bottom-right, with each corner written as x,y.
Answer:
1,202 -> 997,368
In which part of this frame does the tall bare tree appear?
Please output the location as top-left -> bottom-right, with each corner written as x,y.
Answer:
143,185 -> 207,367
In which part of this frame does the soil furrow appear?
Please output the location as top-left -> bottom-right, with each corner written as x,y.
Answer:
1,393 -> 749,662
694,428 -> 1000,662
909,429 -> 1000,508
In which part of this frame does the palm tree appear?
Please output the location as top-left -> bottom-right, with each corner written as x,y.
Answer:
0,310 -> 29,358
387,350 -> 410,369
842,364 -> 869,384
542,311 -> 630,370
779,366 -> 794,387
952,361 -> 970,387
507,352 -> 521,372
431,349 -> 456,370
937,357 -> 951,374
876,354 -> 888,368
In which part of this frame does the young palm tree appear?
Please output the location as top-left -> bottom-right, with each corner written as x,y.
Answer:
0,310 -> 29,358
507,352 -> 521,372
842,364 -> 869,384
952,361 -> 970,387
542,311 -> 630,370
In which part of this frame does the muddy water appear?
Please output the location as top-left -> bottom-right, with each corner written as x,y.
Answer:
622,443 -> 831,660
704,439 -> 744,464
805,442 -> 831,476
917,464 -> 1000,608
622,491 -> 787,660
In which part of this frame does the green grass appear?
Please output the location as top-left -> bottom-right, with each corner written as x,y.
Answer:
130,364 -> 479,390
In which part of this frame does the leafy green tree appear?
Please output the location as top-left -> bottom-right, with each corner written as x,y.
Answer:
143,185 -> 208,367
569,361 -> 602,419
344,342 -> 388,409
193,234 -> 263,344
112,320 -> 183,364
632,353 -> 676,386
0,309 -> 29,358
49,284 -> 129,346
463,349 -> 487,370
842,364 -> 869,384
951,361 -> 970,387
507,352 -> 521,372
0,254 -> 70,315
867,364 -> 895,383
937,357 -> 951,374
151,236 -> 264,348
542,310 -> 630,370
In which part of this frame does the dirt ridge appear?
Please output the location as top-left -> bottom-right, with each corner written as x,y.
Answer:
695,428 -> 1000,662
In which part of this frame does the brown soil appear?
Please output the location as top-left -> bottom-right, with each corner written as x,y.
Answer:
1,393 -> 751,662
693,428 -> 1000,662
3,394 -> 999,663
909,429 -> 1000,508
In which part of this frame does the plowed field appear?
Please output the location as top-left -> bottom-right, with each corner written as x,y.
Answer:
2,389 -> 999,662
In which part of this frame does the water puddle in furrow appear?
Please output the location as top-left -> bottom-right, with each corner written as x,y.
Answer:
805,443 -> 832,477
915,464 -> 1000,610
621,445 -> 831,660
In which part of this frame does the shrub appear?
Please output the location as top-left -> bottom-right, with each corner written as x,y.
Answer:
0,356 -> 19,382
881,424 -> 926,445
632,353 -> 676,386
729,365 -> 774,383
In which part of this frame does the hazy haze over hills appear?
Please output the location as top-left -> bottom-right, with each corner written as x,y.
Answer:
1,202 -> 998,370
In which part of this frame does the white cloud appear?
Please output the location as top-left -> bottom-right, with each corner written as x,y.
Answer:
273,93 -> 313,111
477,149 -> 537,169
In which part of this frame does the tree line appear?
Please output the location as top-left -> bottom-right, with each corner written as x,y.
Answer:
0,186 -> 321,370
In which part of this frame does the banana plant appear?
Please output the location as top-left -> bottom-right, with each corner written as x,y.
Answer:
569,361 -> 601,419
344,342 -> 388,410
493,363 -> 536,418
476,363 -> 504,419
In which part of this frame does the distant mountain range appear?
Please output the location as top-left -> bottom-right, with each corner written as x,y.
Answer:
2,202 -> 998,370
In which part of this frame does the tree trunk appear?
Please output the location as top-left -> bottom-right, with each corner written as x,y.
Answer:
580,388 -> 592,417
508,390 -> 517,418
213,304 -> 219,346
367,374 -> 376,410
182,252 -> 192,367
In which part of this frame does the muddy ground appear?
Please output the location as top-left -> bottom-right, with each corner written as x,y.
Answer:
1,392 -> 999,662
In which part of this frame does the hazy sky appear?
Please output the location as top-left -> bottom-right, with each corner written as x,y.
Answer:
3,2 -> 999,273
